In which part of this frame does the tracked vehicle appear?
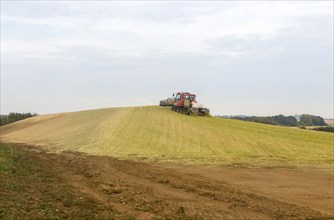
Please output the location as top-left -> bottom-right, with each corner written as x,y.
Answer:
170,92 -> 210,116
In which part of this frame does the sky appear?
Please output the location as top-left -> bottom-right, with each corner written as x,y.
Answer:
1,1 -> 333,118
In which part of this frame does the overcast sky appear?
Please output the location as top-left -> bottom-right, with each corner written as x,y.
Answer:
1,1 -> 333,117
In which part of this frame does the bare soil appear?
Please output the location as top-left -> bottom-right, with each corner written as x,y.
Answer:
1,144 -> 333,219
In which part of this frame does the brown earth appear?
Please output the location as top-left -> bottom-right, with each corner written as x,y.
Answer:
1,144 -> 333,219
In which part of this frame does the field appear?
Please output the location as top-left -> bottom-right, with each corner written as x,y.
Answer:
1,106 -> 333,169
1,143 -> 333,219
1,106 -> 333,219
325,119 -> 334,126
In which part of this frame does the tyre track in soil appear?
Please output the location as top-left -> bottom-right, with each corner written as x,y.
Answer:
13,144 -> 332,219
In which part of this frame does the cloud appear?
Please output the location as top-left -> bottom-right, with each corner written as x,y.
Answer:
1,1 -> 333,117
2,1 -> 332,58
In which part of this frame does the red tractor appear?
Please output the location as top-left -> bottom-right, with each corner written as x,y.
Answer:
171,92 -> 210,116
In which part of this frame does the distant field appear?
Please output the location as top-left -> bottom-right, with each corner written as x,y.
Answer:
325,119 -> 334,126
1,106 -> 333,169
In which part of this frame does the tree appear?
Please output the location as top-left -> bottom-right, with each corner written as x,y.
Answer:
286,116 -> 298,126
299,114 -> 327,126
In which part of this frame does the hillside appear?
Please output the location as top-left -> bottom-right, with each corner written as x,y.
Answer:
0,106 -> 333,168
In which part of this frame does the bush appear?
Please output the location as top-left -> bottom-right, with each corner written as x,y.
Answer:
312,127 -> 334,133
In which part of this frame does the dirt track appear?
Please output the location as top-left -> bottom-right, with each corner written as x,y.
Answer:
1,144 -> 333,219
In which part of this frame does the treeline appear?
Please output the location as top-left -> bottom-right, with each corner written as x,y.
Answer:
230,114 -> 327,127
311,126 -> 334,133
230,115 -> 298,126
0,112 -> 37,126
